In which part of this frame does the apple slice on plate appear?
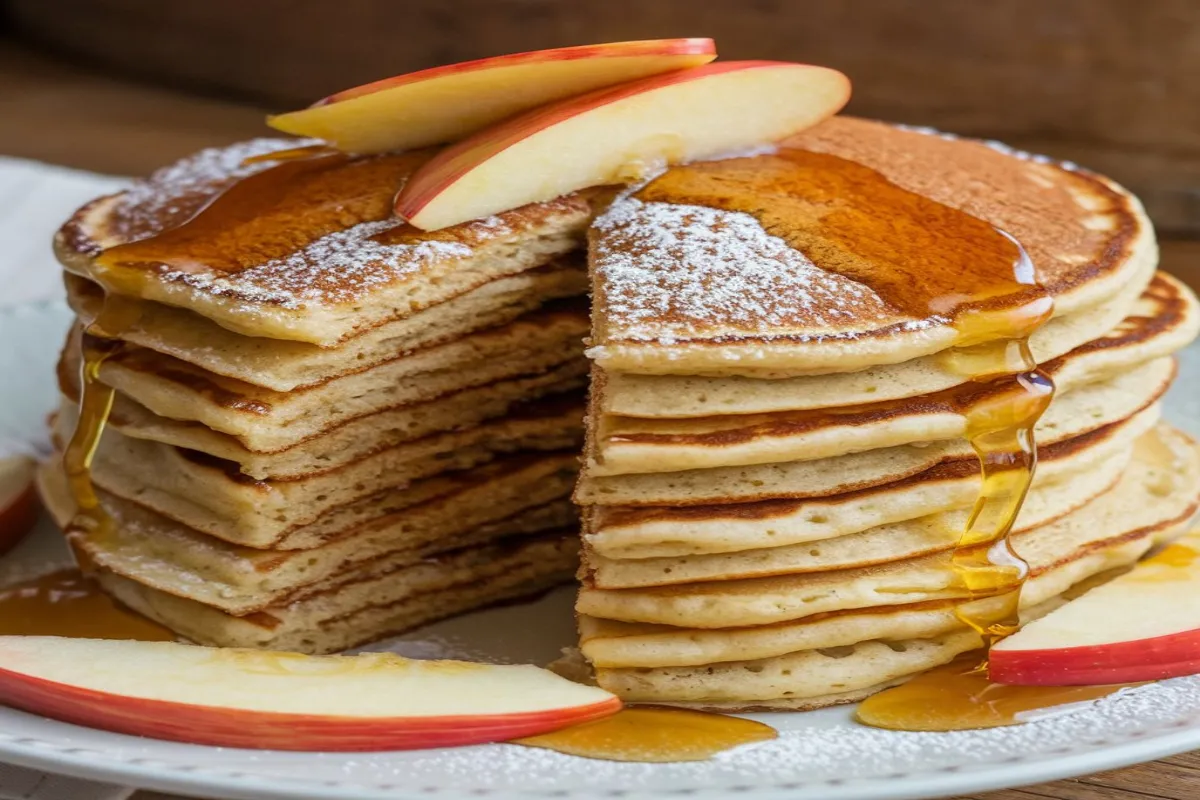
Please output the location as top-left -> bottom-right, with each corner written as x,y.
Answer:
395,60 -> 850,231
267,38 -> 717,154
0,456 -> 38,556
0,637 -> 621,751
991,533 -> 1200,686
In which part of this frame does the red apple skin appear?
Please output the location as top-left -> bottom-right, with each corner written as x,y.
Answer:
990,630 -> 1200,686
0,471 -> 38,557
394,60 -> 850,223
0,666 -> 622,751
317,38 -> 716,106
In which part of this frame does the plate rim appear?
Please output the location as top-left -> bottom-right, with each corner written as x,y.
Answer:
2,708 -> 1200,800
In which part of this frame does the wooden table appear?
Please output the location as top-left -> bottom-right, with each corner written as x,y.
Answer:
2,41 -> 1197,800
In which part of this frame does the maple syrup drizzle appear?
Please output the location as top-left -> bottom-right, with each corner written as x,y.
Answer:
640,151 -> 1060,730
53,144 -> 1072,740
641,150 -> 1054,636
513,706 -> 776,762
855,653 -> 1131,731
92,145 -> 424,293
0,569 -> 174,640
64,144 -> 390,549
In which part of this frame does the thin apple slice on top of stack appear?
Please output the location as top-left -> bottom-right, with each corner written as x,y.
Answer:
395,60 -> 850,231
991,532 -> 1200,686
268,38 -> 717,154
0,637 -> 620,751
0,456 -> 38,556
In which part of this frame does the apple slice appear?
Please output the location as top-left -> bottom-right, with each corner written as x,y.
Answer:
395,60 -> 850,231
991,533 -> 1200,686
267,39 -> 717,154
0,456 -> 38,556
0,637 -> 621,751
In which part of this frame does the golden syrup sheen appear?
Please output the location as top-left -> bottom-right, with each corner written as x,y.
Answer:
0,569 -> 174,640
640,148 -> 1058,730
856,654 -> 1130,731
61,295 -> 148,550
91,147 -> 429,294
639,149 -> 1054,638
514,707 -> 776,762
50,144 -> 430,643
64,145 -> 404,540
60,144 -> 1060,737
635,148 -> 1052,329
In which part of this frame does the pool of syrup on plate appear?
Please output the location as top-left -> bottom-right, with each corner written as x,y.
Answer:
7,141 -> 1141,756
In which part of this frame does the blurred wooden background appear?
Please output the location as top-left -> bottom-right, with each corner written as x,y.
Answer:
3,0 -> 1195,287
7,0 -> 1200,239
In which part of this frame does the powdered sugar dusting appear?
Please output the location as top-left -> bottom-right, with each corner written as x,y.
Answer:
160,219 -> 477,309
114,138 -> 322,242
593,195 -> 902,344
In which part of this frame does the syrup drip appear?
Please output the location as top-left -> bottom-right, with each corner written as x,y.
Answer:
63,144 -> 406,558
641,149 -> 1062,729
640,151 -> 1055,645
0,569 -> 174,640
61,296 -> 146,551
57,142 -> 1066,738
514,707 -> 776,762
856,653 -> 1131,731
951,355 -> 1054,645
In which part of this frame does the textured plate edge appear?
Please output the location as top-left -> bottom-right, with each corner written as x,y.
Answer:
1,716 -> 1199,800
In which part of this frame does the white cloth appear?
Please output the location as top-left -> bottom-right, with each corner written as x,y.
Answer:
0,156 -> 128,309
0,157 -> 141,800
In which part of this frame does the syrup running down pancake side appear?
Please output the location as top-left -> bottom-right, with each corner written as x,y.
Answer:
610,148 -> 1062,729
60,138 -> 1062,739
58,144 -> 403,632
632,148 -> 1055,638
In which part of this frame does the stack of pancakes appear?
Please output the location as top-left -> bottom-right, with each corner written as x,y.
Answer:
40,139 -> 598,653
574,118 -> 1200,710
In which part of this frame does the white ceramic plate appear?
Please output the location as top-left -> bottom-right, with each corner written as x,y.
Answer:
3,299 -> 1200,800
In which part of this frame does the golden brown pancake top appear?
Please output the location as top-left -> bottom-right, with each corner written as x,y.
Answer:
592,116 -> 1142,347
58,138 -> 592,310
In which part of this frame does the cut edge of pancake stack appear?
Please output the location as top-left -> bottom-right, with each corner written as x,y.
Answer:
40,137 -> 599,654
574,117 -> 1200,711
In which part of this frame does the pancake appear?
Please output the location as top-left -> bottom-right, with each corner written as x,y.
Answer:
57,139 -> 594,345
64,260 -> 587,391
38,458 -> 581,655
588,352 -> 1175,477
84,301 -> 588,447
577,354 -> 1171,504
92,534 -> 579,654
575,425 -> 1200,629
584,405 -> 1157,559
588,521 -> 1188,709
602,271 -> 1195,417
599,631 -> 980,706
588,117 -> 1154,377
584,441 -> 1126,588
581,532 -> 1166,670
94,368 -> 584,480
60,457 -> 576,614
56,397 -> 583,548
588,523 -> 1181,709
